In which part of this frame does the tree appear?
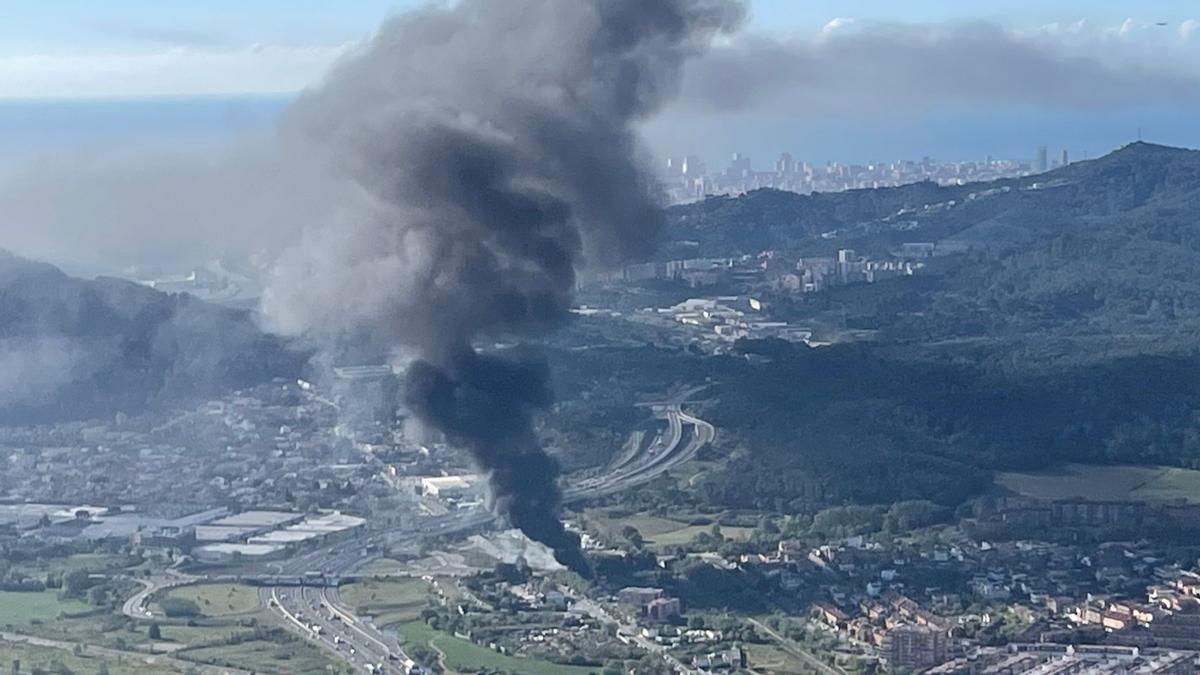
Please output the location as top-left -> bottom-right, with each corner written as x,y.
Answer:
62,570 -> 92,597
158,598 -> 202,618
620,525 -> 645,549
87,586 -> 108,606
148,624 -> 162,640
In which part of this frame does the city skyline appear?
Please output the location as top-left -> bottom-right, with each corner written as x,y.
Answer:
656,143 -> 1080,203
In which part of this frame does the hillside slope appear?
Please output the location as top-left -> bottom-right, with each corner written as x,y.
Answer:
0,251 -> 305,423
668,143 -> 1200,350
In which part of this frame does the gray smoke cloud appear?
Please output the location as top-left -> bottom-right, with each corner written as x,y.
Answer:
0,337 -> 110,408
0,139 -> 347,275
262,0 -> 744,573
676,20 -> 1200,114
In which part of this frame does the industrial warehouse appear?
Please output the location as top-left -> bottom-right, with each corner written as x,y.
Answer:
192,510 -> 366,563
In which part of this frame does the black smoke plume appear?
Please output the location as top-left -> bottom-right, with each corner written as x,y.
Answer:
263,0 -> 744,574
405,352 -> 589,573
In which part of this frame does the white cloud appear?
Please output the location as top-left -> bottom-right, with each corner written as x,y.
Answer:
0,43 -> 355,99
678,20 -> 1200,115
1038,18 -> 1089,37
1100,17 -> 1138,39
819,17 -> 856,39
1182,19 -> 1200,40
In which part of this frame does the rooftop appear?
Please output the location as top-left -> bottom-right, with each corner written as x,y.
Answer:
195,543 -> 286,557
209,510 -> 303,528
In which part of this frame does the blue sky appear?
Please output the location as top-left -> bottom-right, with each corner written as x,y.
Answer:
1,0 -> 1196,54
0,0 -> 1196,99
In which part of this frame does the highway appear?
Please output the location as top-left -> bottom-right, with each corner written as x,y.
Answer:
258,533 -> 414,674
263,583 -> 406,674
569,402 -> 714,500
257,396 -> 716,674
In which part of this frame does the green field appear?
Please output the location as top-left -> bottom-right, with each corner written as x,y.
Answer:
182,638 -> 338,675
997,464 -> 1200,503
153,583 -> 262,617
340,578 -> 430,627
30,553 -> 141,576
153,623 -> 243,647
0,641 -> 184,675
396,620 -> 596,675
0,590 -> 91,625
742,642 -> 814,675
588,512 -> 755,549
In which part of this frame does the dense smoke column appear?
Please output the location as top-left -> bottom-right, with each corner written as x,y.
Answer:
405,352 -> 589,574
263,0 -> 745,575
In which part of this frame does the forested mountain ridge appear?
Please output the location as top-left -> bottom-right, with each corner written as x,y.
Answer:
666,142 -> 1200,260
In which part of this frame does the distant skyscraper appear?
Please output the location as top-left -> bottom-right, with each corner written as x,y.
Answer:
1037,146 -> 1048,172
776,152 -> 794,174
681,155 -> 704,177
1060,149 -> 1069,167
728,152 -> 751,177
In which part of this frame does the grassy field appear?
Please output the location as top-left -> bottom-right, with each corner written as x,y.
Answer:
153,623 -> 243,647
340,578 -> 430,627
153,583 -> 262,617
997,464 -> 1200,503
588,511 -> 755,549
182,638 -> 338,675
0,641 -> 184,675
10,553 -> 142,581
396,620 -> 596,675
0,590 -> 91,625
742,642 -> 817,675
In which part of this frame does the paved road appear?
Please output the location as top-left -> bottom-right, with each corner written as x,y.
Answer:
264,584 -> 407,674
119,572 -> 198,620
569,402 -> 713,499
